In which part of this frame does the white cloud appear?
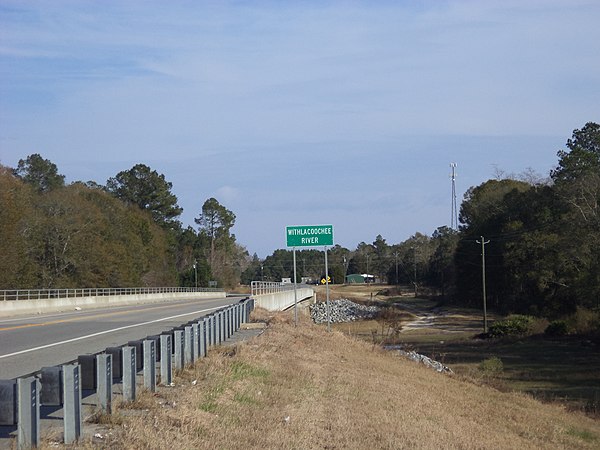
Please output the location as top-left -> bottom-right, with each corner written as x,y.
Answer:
215,185 -> 240,204
1,0 -> 598,255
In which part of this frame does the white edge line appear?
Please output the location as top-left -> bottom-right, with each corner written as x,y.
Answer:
0,306 -> 221,360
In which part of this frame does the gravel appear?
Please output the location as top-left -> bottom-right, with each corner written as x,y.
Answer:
398,350 -> 453,373
384,346 -> 453,373
310,299 -> 380,324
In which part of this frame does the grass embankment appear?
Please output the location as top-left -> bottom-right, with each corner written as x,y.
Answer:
321,284 -> 600,416
48,308 -> 600,449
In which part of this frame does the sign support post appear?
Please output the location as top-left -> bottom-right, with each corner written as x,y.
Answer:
324,245 -> 330,332
285,225 -> 334,331
293,247 -> 298,327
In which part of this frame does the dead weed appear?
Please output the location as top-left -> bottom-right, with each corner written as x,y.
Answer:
45,310 -> 600,449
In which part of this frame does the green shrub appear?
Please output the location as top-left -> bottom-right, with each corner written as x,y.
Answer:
488,315 -> 535,338
479,356 -> 503,375
545,320 -> 569,336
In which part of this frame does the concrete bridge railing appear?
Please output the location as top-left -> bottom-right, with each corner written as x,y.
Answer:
0,287 -> 225,317
250,281 -> 314,311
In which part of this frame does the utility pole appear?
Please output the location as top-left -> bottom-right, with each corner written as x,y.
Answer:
476,236 -> 490,333
193,260 -> 197,289
450,163 -> 458,230
413,245 -> 417,298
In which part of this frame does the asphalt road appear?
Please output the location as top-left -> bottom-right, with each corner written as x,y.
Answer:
0,295 -> 244,380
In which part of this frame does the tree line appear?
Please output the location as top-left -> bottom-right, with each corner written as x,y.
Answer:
2,122 -> 598,320
0,159 -> 247,289
243,122 -> 600,319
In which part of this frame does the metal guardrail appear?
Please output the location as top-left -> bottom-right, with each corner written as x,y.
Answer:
251,281 -> 311,296
0,298 -> 255,448
1,287 -> 223,302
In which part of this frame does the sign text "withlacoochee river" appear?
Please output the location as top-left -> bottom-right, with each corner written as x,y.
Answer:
286,225 -> 334,247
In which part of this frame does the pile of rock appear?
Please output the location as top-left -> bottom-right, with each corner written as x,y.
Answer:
310,299 -> 380,324
396,349 -> 453,373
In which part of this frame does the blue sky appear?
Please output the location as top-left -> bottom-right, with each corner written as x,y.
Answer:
1,1 -> 599,257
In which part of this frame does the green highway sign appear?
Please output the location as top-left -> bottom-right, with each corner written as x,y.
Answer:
286,224 -> 334,247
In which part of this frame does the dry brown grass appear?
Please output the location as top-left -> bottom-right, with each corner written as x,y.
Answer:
45,309 -> 600,449
315,283 -> 390,303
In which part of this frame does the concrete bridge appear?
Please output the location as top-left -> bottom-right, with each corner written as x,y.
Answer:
0,287 -> 225,317
0,282 -> 315,318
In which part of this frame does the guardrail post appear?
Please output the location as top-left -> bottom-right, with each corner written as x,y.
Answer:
215,312 -> 221,345
223,307 -> 231,341
145,335 -> 161,362
17,376 -> 40,449
226,307 -> 231,339
206,315 -> 212,347
174,330 -> 184,370
0,379 -> 17,425
214,313 -> 219,344
143,340 -> 156,392
184,326 -> 193,366
40,366 -> 63,406
203,316 -> 210,348
223,309 -> 228,341
230,306 -> 235,334
198,319 -> 206,357
231,305 -> 236,332
221,309 -> 227,341
160,334 -> 172,386
122,346 -> 136,402
127,340 -> 144,372
222,309 -> 227,340
192,323 -> 199,360
233,304 -> 237,331
209,315 -> 215,347
97,353 -> 112,413
63,364 -> 82,444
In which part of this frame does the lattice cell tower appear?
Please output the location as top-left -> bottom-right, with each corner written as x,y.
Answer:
450,163 -> 458,230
